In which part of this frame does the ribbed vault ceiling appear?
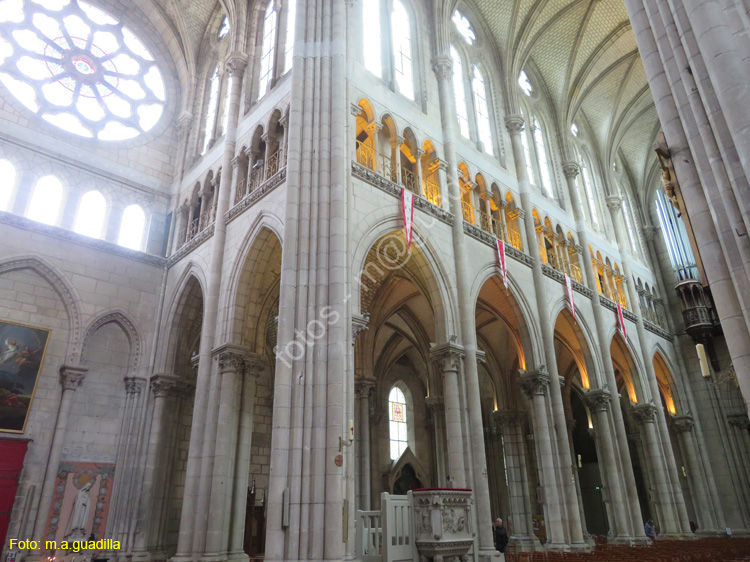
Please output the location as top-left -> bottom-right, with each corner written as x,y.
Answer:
472,0 -> 657,193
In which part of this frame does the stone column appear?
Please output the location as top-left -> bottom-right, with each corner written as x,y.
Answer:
204,346 -> 250,560
229,156 -> 242,206
506,121 -> 586,549
31,365 -> 87,542
414,147 -> 424,194
425,398 -> 447,488
494,410 -> 537,551
584,389 -> 630,541
228,356 -> 265,561
430,343 -> 467,487
606,195 -> 690,535
726,414 -> 750,524
105,203 -> 124,245
519,370 -> 566,548
632,403 -> 678,535
432,53 -> 495,557
390,135 -> 404,185
355,379 -> 374,511
171,203 -> 187,251
671,415 -> 716,534
132,374 -> 192,561
560,162 -> 645,542
108,376 -> 147,554
172,52 -> 247,562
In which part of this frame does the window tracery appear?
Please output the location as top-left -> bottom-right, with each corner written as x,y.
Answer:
518,71 -> 533,97
452,10 -> 475,45
0,0 -> 166,140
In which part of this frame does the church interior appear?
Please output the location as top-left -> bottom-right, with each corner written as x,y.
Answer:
1,0 -> 750,561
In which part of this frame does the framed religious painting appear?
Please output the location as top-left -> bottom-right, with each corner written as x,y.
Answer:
0,320 -> 51,433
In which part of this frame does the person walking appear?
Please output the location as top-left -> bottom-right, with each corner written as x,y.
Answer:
494,518 -> 509,554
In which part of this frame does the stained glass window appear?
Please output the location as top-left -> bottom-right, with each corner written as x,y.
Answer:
389,386 -> 408,460
362,0 -> 381,77
533,118 -> 553,197
27,175 -> 63,225
258,0 -> 277,97
473,65 -> 492,155
452,10 -> 475,45
201,67 -> 219,154
391,0 -> 413,100
283,0 -> 296,73
118,203 -> 145,250
518,71 -> 533,96
450,45 -> 469,138
73,189 -> 105,238
0,0 -> 166,140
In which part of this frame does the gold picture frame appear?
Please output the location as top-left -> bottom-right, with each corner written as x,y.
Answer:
0,319 -> 51,433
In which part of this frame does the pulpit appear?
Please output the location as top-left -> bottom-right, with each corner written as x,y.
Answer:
411,489 -> 475,562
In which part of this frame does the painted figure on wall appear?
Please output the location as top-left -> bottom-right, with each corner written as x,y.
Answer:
0,320 -> 50,433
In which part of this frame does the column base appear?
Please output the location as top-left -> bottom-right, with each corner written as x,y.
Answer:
565,542 -> 590,553
170,552 -> 197,562
131,550 -> 169,562
508,533 -> 542,552
225,551 -> 249,562
659,532 -> 691,540
200,552 -> 230,562
477,547 -> 503,562
608,536 -> 650,546
543,542 -> 571,552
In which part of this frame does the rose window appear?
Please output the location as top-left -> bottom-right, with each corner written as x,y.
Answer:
0,0 -> 166,140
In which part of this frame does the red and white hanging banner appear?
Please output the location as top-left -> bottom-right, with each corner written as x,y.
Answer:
617,302 -> 628,340
496,239 -> 508,288
565,275 -> 576,322
402,188 -> 414,248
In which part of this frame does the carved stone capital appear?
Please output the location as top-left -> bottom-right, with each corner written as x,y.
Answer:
176,111 -> 193,135
727,413 -> 750,430
425,396 -> 445,416
431,55 -> 453,81
351,102 -> 363,116
605,195 -> 622,213
225,51 -> 249,77
352,313 -> 370,344
231,155 -> 243,169
505,115 -> 525,134
631,403 -> 658,424
434,158 -> 448,172
519,368 -> 550,398
641,225 -> 659,242
151,373 -> 192,398
493,409 -> 525,428
214,343 -> 253,375
562,161 -> 580,179
430,342 -> 465,373
354,378 -> 375,399
584,389 -> 612,412
671,415 -> 694,433
60,365 -> 88,391
244,355 -> 266,378
124,376 -> 147,396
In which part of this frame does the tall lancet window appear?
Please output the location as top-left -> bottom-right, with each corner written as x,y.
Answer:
259,0 -> 278,97
472,65 -> 493,155
284,0 -> 297,73
520,119 -> 534,184
622,196 -> 639,256
450,46 -> 469,138
27,176 -> 63,226
391,0 -> 414,100
363,0 -> 382,77
201,67 -> 219,155
533,118 -> 553,197
389,386 -> 408,460
581,160 -> 599,227
118,204 -> 146,250
73,190 -> 106,239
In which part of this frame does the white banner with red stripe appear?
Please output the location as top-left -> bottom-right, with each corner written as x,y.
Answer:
565,275 -> 576,322
617,302 -> 628,340
496,239 -> 508,288
402,188 -> 414,248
